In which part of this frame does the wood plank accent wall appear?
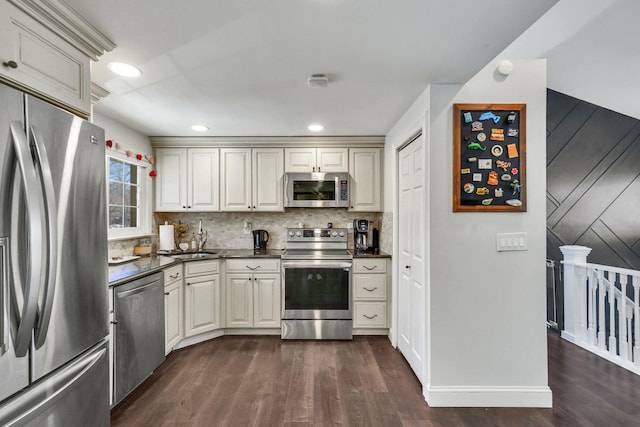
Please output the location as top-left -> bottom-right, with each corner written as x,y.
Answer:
547,89 -> 640,270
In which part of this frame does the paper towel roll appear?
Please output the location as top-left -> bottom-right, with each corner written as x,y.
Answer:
159,223 -> 175,251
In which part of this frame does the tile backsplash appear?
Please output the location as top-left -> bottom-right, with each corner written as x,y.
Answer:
155,209 -> 383,251
108,209 -> 393,256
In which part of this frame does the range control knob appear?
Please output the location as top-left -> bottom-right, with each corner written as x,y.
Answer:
331,231 -> 338,237
296,231 -> 302,237
288,231 -> 295,237
338,231 -> 345,237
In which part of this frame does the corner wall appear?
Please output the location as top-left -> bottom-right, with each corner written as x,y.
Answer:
386,59 -> 551,407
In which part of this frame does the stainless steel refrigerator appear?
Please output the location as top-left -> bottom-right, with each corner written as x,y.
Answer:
0,83 -> 109,426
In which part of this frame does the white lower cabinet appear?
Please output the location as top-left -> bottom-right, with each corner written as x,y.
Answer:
163,264 -> 183,354
184,260 -> 221,337
225,259 -> 281,328
353,258 -> 389,330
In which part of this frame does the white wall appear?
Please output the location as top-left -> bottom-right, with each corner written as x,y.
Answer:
385,59 -> 551,407
92,111 -> 152,154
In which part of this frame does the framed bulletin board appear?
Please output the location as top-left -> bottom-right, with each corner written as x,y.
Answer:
453,103 -> 526,212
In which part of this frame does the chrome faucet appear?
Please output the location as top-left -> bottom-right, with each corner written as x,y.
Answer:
197,219 -> 208,251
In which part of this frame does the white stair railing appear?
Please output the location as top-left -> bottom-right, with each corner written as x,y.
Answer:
560,245 -> 640,374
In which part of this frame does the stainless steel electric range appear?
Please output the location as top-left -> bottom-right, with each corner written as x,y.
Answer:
281,228 -> 353,340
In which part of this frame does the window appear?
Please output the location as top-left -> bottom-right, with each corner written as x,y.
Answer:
107,153 -> 151,240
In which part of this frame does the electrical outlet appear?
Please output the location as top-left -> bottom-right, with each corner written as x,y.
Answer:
243,221 -> 252,234
347,222 -> 353,229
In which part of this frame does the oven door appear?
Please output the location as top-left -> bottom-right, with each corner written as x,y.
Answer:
281,259 -> 352,320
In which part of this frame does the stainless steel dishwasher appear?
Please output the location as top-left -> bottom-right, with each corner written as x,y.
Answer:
113,271 -> 165,404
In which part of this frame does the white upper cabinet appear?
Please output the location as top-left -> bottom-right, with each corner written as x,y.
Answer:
349,148 -> 382,212
221,148 -> 284,211
155,148 -> 219,212
252,148 -> 284,211
0,1 -> 114,117
284,147 -> 348,173
220,148 -> 252,211
188,148 -> 220,211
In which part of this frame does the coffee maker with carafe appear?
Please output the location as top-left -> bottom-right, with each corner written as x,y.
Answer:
253,229 -> 269,250
353,219 -> 373,253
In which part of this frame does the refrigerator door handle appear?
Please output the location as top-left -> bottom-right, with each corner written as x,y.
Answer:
9,122 -> 45,357
30,127 -> 58,349
1,238 -> 8,354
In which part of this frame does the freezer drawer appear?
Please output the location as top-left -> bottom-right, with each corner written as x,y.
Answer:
0,340 -> 109,427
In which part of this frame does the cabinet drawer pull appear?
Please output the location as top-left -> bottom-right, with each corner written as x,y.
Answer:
363,286 -> 378,292
169,273 -> 180,279
246,265 -> 260,271
363,314 -> 378,320
363,265 -> 378,271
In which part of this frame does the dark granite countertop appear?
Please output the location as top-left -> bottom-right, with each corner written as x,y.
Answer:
109,249 -> 286,286
109,255 -> 180,287
349,250 -> 392,258
109,248 -> 390,286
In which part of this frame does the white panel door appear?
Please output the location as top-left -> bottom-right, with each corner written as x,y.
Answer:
349,148 -> 381,211
184,274 -> 220,337
284,148 -> 316,172
253,274 -> 281,328
164,281 -> 183,354
317,148 -> 348,172
220,148 -> 252,211
188,148 -> 219,211
226,275 -> 253,327
155,148 -> 187,211
398,134 -> 425,383
253,148 -> 284,211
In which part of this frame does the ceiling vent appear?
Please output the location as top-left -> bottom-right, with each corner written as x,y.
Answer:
307,74 -> 328,88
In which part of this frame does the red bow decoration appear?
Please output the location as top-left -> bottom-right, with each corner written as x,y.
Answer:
136,154 -> 143,161
106,140 -> 113,148
149,170 -> 157,177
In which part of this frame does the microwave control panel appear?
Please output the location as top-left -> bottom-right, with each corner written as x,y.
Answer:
340,179 -> 348,201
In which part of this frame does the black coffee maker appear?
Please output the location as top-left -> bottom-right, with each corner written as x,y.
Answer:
253,229 -> 269,250
354,219 -> 377,253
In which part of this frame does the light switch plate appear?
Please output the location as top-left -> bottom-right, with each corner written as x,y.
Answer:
496,232 -> 528,252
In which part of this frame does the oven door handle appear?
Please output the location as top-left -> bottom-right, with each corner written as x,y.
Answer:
282,260 -> 352,270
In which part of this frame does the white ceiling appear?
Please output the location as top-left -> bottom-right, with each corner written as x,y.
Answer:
502,0 -> 640,121
66,0 -> 559,137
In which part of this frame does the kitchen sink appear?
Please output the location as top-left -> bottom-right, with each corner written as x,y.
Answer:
169,252 -> 217,260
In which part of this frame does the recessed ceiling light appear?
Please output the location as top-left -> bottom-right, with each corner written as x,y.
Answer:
191,125 -> 209,132
308,124 -> 324,132
107,62 -> 142,78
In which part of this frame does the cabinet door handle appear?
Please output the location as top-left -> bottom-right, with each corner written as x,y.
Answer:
405,265 -> 411,269
363,287 -> 378,292
246,265 -> 260,271
363,265 -> 378,271
3,60 -> 18,69
363,314 -> 378,320
164,292 -> 170,296
186,282 -> 191,286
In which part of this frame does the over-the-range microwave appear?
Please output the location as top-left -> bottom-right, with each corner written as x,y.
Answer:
284,172 -> 349,208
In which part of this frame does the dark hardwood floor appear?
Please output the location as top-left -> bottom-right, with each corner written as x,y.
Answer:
111,331 -> 640,426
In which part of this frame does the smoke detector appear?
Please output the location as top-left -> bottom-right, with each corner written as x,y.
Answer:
307,74 -> 328,88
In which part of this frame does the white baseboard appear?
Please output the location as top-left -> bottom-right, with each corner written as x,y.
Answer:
560,331 -> 576,344
424,385 -> 553,408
